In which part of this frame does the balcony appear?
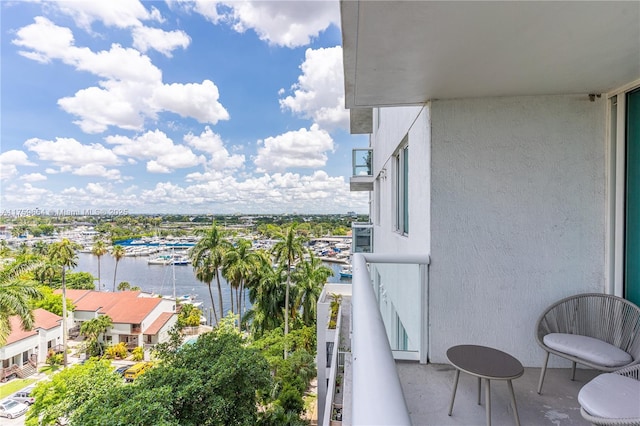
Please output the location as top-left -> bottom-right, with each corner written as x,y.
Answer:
350,222 -> 372,253
319,253 -> 601,426
349,149 -> 373,191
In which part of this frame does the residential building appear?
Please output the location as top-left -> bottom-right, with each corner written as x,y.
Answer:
1,308 -> 62,380
58,289 -> 178,349
318,1 -> 640,424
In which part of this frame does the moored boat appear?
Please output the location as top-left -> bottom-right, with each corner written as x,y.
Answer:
339,265 -> 352,279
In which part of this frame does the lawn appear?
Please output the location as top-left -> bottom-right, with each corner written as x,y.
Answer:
0,378 -> 37,399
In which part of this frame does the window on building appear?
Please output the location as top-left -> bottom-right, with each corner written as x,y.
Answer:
326,342 -> 334,368
395,139 -> 409,235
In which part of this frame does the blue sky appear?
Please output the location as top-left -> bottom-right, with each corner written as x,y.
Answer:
1,0 -> 368,215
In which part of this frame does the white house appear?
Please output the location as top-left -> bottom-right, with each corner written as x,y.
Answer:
1,308 -> 62,379
319,1 -> 640,424
60,290 -> 177,349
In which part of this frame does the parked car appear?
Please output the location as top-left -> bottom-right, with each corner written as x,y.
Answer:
11,386 -> 35,405
0,399 -> 29,419
114,365 -> 129,376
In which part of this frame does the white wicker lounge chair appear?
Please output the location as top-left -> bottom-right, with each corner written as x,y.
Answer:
578,364 -> 640,426
535,293 -> 640,394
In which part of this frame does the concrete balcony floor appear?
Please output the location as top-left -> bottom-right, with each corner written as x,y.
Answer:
398,362 -> 600,425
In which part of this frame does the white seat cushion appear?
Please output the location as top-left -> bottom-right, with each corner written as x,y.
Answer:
579,373 -> 640,419
543,333 -> 632,367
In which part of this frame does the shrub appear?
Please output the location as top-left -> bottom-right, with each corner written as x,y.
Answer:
105,342 -> 128,359
328,293 -> 341,329
277,384 -> 305,415
46,350 -> 63,367
132,346 -> 144,361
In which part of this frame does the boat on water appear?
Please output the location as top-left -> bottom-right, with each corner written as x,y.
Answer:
177,294 -> 203,307
148,254 -> 172,265
148,254 -> 190,265
339,265 -> 352,279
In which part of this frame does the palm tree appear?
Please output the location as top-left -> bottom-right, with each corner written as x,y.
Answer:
111,245 -> 126,292
189,223 -> 231,319
193,256 -> 218,325
244,260 -> 287,337
271,224 -> 307,358
292,253 -> 333,326
91,240 -> 108,290
48,238 -> 80,368
34,260 -> 57,287
31,241 -> 49,256
0,261 -> 43,346
80,315 -> 113,356
222,239 -> 260,330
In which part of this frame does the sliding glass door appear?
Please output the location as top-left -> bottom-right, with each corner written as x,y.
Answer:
625,88 -> 640,306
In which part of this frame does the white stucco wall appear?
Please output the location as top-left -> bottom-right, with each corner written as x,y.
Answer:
372,106 -> 431,255
0,326 -> 62,365
156,314 -> 178,343
142,299 -> 176,330
429,95 -> 607,366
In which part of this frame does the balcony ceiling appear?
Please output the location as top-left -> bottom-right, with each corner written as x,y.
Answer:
342,1 -> 640,108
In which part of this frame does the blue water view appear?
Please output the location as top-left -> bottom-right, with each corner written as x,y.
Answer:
74,252 -> 347,324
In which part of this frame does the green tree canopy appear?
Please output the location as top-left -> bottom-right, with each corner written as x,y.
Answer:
31,285 -> 74,316
74,384 -> 178,426
26,359 -> 123,426
65,271 -> 96,289
141,330 -> 272,426
177,303 -> 202,327
117,281 -> 131,291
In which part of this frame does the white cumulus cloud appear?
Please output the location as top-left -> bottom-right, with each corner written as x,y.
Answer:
2,183 -> 50,204
19,173 -> 47,182
132,26 -> 191,57
73,164 -> 122,180
106,130 -> 203,173
254,124 -> 334,172
0,150 -> 36,166
151,80 -> 230,124
217,0 -> 340,48
24,137 -> 120,167
280,46 -> 349,131
184,126 -> 244,170
51,0 -> 161,31
13,17 -> 229,133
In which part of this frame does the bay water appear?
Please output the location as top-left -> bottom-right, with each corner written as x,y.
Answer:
74,252 -> 347,324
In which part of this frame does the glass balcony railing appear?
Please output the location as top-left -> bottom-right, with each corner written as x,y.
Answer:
350,253 -> 430,425
352,148 -> 373,177
351,222 -> 373,253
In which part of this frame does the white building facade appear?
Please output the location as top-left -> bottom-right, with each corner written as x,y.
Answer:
1,309 -> 62,376
341,1 -> 640,367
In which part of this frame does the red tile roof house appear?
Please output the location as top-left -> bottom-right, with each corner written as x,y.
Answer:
56,290 -> 178,351
1,308 -> 62,380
